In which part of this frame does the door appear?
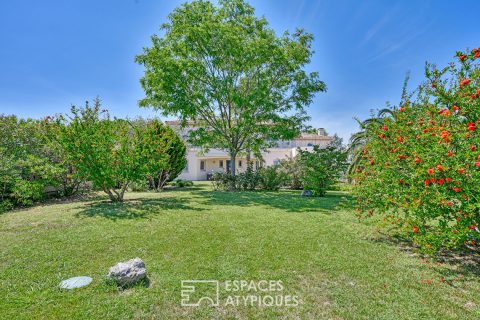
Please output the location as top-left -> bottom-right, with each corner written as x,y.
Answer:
226,160 -> 231,173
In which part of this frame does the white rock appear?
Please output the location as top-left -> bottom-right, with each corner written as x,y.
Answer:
107,257 -> 147,287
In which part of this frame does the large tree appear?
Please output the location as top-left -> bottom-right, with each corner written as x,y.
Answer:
136,0 -> 325,176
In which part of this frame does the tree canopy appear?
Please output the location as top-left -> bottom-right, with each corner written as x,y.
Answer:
136,0 -> 325,175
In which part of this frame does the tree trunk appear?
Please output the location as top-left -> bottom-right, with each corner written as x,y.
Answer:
118,182 -> 128,201
158,171 -> 169,191
230,153 -> 236,176
103,187 -> 118,202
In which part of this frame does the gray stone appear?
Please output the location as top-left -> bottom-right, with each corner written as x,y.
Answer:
301,190 -> 313,197
107,257 -> 147,287
59,276 -> 92,289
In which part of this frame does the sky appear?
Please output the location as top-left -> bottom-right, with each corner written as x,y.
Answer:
0,0 -> 479,142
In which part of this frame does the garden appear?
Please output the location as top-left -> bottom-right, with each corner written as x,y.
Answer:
0,0 -> 479,319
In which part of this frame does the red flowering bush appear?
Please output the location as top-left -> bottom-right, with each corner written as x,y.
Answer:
353,48 -> 480,251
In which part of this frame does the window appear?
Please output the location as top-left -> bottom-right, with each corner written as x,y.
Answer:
200,160 -> 205,171
219,160 -> 224,168
307,143 -> 313,147
238,160 -> 242,167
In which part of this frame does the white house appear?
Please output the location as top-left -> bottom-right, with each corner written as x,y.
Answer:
166,121 -> 333,181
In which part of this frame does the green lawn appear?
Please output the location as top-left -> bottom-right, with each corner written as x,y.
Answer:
1,182 -> 479,319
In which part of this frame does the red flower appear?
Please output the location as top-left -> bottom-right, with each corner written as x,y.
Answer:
467,123 -> 476,131
415,157 -> 421,163
476,161 -> 480,168
382,125 -> 388,131
458,168 -> 465,174
413,226 -> 419,233
470,225 -> 476,230
446,178 -> 452,182
453,187 -> 461,193
437,178 -> 445,185
399,107 -> 405,112
460,79 -> 471,87
447,151 -> 453,157
471,145 -> 476,151
407,121 -> 413,125
370,160 -> 374,165
475,48 -> 480,58
436,164 -> 444,171
427,168 -> 435,175
453,105 -> 459,111
397,136 -> 403,143
431,83 -> 436,88
459,55 -> 466,61
424,180 -> 431,186
447,201 -> 454,206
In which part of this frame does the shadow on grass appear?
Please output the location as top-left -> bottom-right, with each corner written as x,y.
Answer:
191,188 -> 352,213
106,276 -> 151,290
76,197 -> 201,221
371,233 -> 480,279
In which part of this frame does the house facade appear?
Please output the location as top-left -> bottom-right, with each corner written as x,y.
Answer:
166,121 -> 333,181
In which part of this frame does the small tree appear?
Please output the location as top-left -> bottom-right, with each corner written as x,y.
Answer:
136,0 -> 325,178
58,100 -> 143,202
298,143 -> 348,197
137,119 -> 187,191
40,120 -> 85,196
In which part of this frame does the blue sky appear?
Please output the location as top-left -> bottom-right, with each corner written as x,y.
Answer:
0,0 -> 479,141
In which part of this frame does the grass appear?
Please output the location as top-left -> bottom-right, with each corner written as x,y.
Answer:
1,182 -> 480,319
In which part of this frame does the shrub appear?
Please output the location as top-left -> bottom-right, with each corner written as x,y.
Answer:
258,166 -> 286,191
136,119 -> 187,191
0,115 -> 81,210
10,179 -> 44,206
211,172 -> 236,191
352,47 -> 480,251
279,156 -> 303,190
235,164 -> 261,191
298,143 -> 348,197
0,199 -> 13,213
